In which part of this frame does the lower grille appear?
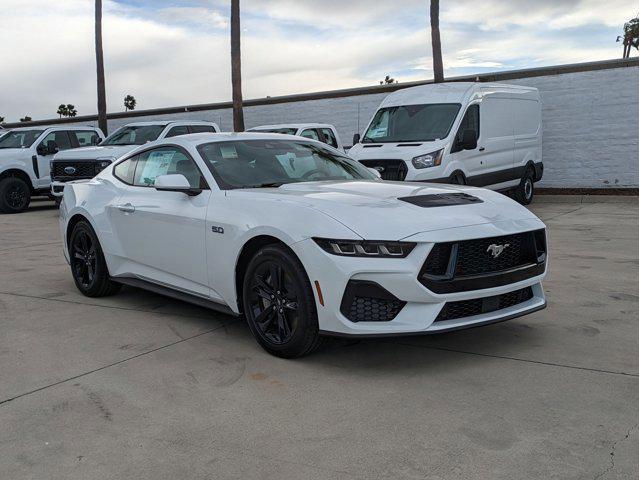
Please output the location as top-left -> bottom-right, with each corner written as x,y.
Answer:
435,287 -> 534,322
340,280 -> 405,322
358,159 -> 408,181
51,161 -> 99,181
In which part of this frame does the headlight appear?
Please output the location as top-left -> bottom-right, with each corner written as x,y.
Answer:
411,149 -> 443,169
313,238 -> 416,258
95,158 -> 113,173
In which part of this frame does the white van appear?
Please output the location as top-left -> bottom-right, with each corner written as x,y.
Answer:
247,123 -> 344,151
348,82 -> 543,204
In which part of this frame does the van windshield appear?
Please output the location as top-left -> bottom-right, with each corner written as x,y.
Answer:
0,130 -> 44,149
362,103 -> 461,143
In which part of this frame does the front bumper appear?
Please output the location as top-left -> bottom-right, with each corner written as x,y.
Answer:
291,219 -> 547,336
50,181 -> 66,197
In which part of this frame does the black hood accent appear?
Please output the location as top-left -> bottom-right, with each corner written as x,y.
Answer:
398,192 -> 483,208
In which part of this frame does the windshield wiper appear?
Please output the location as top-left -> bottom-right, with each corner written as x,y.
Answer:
248,182 -> 286,188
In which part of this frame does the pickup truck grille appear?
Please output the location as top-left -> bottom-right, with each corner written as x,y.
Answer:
358,159 -> 408,181
51,161 -> 100,181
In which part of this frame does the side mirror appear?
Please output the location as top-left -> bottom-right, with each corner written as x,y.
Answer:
36,144 -> 48,156
91,137 -> 100,146
154,174 -> 202,196
352,133 -> 361,145
367,167 -> 382,178
460,129 -> 477,150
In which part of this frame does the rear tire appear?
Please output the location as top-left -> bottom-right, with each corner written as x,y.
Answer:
0,177 -> 31,213
69,220 -> 121,297
449,172 -> 466,185
242,245 -> 323,358
515,168 -> 535,205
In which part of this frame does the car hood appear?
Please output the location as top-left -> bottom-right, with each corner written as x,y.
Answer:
230,180 -> 540,240
53,145 -> 136,161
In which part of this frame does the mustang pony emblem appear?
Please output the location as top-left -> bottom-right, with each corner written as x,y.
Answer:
487,243 -> 510,258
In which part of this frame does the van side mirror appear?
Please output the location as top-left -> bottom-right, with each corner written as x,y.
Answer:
154,174 -> 202,196
460,129 -> 477,150
352,133 -> 361,145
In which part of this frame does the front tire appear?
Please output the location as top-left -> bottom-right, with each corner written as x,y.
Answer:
69,221 -> 121,297
242,245 -> 323,358
0,177 -> 31,214
449,171 -> 466,185
515,168 -> 535,205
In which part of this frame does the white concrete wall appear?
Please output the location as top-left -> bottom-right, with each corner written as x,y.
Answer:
66,64 -> 639,188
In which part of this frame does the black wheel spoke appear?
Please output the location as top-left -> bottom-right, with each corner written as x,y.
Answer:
269,264 -> 282,292
254,275 -> 274,296
255,304 -> 275,327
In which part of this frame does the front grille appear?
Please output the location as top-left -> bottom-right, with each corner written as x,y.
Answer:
51,161 -> 99,181
435,287 -> 534,322
420,229 -> 547,293
340,280 -> 405,322
358,159 -> 408,181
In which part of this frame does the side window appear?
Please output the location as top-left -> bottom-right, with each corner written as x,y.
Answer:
320,128 -> 338,148
453,104 -> 480,151
189,125 -> 217,134
165,125 -> 190,138
40,131 -> 72,152
113,158 -> 137,185
72,130 -> 100,147
300,129 -> 320,141
133,147 -> 205,188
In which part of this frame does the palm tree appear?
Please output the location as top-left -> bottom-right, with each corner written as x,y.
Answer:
230,0 -> 245,132
95,0 -> 108,135
124,94 -> 137,111
57,104 -> 68,118
618,16 -> 639,58
66,104 -> 78,117
430,0 -> 444,83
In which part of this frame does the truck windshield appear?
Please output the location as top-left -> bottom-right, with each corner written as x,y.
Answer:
0,130 -> 44,149
101,125 -> 165,146
362,103 -> 461,143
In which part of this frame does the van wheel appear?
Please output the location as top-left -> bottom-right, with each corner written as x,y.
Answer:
242,245 -> 324,358
449,172 -> 466,185
0,177 -> 31,213
515,169 -> 535,205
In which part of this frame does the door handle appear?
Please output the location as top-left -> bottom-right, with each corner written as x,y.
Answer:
116,203 -> 135,213
479,147 -> 486,152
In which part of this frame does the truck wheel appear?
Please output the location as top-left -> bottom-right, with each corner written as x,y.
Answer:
449,172 -> 466,185
0,177 -> 31,214
515,168 -> 535,205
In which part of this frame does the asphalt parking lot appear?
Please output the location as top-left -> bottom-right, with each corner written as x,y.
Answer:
1,196 -> 638,479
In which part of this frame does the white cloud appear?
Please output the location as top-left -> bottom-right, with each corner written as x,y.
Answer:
0,0 -> 632,122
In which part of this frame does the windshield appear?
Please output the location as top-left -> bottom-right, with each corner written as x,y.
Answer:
250,128 -> 298,135
362,103 -> 461,143
198,139 -> 376,189
101,125 -> 165,146
0,130 -> 44,149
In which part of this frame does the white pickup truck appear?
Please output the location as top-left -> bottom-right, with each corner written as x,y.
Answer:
51,120 -> 220,200
0,125 -> 104,213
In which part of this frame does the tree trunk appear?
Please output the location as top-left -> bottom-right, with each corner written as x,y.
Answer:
95,0 -> 108,135
231,0 -> 245,132
430,0 -> 444,83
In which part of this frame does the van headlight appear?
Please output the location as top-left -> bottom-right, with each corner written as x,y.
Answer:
411,149 -> 443,169
313,238 -> 416,258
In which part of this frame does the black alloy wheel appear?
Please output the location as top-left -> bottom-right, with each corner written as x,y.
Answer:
515,168 -> 535,205
69,221 -> 121,297
0,177 -> 31,213
243,245 -> 323,358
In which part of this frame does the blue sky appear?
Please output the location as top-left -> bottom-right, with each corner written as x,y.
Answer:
0,0 -> 635,121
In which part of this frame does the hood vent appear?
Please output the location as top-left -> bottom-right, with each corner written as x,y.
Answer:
363,144 -> 383,148
397,143 -> 422,147
398,193 -> 483,208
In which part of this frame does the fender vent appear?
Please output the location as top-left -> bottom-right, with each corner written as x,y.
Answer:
399,193 -> 483,208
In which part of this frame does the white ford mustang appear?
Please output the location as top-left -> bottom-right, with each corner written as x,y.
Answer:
59,133 -> 547,358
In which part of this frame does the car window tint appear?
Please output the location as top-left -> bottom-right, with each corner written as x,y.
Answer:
114,158 -> 137,184
41,131 -> 72,151
320,128 -> 338,148
165,125 -> 190,138
73,130 -> 100,146
455,104 -> 480,145
300,129 -> 319,141
133,147 -> 204,188
189,125 -> 217,133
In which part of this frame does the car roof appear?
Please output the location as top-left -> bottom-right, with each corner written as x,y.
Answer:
163,131 -> 320,146
7,125 -> 100,132
122,120 -> 218,127
247,123 -> 335,131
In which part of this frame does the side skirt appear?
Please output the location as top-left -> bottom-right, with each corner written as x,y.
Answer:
114,277 -> 239,317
